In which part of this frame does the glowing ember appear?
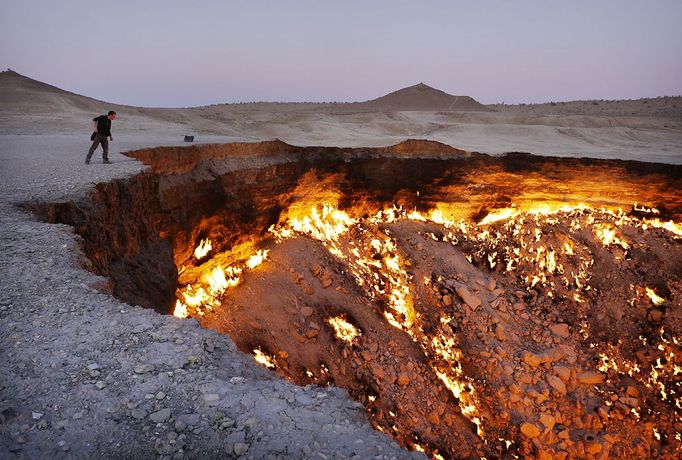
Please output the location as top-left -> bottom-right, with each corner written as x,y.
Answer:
478,207 -> 517,225
194,238 -> 212,259
253,348 -> 276,369
646,287 -> 665,306
594,223 -> 629,249
173,300 -> 188,319
326,315 -> 361,343
643,218 -> 682,236
245,249 -> 270,269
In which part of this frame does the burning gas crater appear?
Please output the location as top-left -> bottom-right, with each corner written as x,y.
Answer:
31,142 -> 682,459
174,200 -> 681,459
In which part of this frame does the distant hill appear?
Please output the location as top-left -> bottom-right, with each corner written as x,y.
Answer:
1,70 -> 678,120
0,70 -> 115,113
357,83 -> 490,112
490,97 -> 682,119
0,71 -> 489,113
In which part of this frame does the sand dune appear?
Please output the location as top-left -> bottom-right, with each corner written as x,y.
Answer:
1,70 -> 681,163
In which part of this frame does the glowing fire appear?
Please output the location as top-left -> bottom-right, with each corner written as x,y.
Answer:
245,249 -> 269,269
594,223 -> 629,249
174,198 -> 682,455
326,315 -> 361,343
253,348 -> 276,369
646,287 -> 665,306
174,251 -> 266,318
194,238 -> 212,259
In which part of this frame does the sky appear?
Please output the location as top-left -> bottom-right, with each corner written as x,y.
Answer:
1,0 -> 681,107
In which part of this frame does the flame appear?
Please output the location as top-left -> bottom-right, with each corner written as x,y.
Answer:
174,198 -> 682,454
194,238 -> 212,259
594,223 -> 629,249
253,348 -> 276,369
173,299 -> 188,319
326,315 -> 361,343
643,218 -> 682,237
478,208 -> 517,225
245,249 -> 269,269
646,287 -> 665,306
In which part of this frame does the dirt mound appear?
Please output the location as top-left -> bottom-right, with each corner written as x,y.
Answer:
359,83 -> 490,112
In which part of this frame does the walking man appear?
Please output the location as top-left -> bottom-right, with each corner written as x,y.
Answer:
85,110 -> 116,164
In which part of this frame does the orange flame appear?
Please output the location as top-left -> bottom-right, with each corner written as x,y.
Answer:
194,238 -> 212,259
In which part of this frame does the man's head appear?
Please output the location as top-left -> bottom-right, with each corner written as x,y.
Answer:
107,110 -> 117,120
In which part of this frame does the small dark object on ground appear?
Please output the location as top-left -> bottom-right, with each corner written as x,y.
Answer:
184,135 -> 194,142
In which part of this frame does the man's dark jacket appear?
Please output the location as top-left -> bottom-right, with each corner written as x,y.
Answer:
93,115 -> 112,137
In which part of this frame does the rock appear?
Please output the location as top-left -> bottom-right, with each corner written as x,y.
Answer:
233,442 -> 249,456
540,413 -> 555,431
520,422 -> 541,438
577,371 -> 605,385
619,396 -> 639,408
486,278 -> 496,291
523,352 -> 543,367
134,364 -> 154,374
131,409 -> 147,419
547,375 -> 567,395
96,381 -> 106,390
203,394 -> 220,405
538,450 -> 553,460
397,374 -> 410,386
300,306 -> 314,317
554,366 -> 571,383
174,419 -> 187,431
455,287 -> 481,310
585,440 -> 602,454
155,392 -> 166,400
320,274 -> 333,288
495,324 -> 506,341
648,308 -> 664,323
626,386 -> 639,397
87,363 -> 102,371
150,408 -> 171,423
305,328 -> 319,339
549,323 -> 570,338
598,406 -> 610,420
32,411 -> 44,420
442,295 -> 453,307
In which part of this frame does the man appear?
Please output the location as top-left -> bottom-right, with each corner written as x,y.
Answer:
85,110 -> 116,164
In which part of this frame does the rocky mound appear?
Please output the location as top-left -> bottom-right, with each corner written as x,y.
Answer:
358,83 -> 490,112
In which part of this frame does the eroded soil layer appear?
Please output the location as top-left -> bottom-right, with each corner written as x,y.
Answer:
30,140 -> 682,458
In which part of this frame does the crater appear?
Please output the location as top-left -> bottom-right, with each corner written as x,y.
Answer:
28,140 -> 682,458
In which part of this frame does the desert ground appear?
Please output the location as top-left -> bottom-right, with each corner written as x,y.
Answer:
0,70 -> 681,458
